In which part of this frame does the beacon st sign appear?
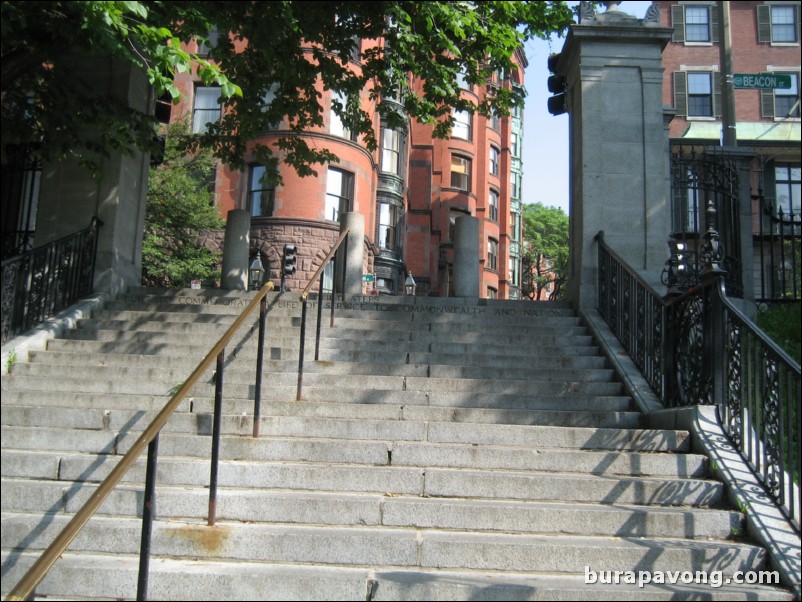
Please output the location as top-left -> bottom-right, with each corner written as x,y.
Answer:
733,73 -> 793,90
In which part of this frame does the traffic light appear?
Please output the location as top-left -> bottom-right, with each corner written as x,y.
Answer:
281,244 -> 296,292
547,53 -> 567,116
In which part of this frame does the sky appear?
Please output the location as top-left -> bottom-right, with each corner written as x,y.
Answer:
521,1 -> 654,213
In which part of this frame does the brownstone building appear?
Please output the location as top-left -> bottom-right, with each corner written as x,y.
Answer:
169,36 -> 526,298
657,0 -> 800,301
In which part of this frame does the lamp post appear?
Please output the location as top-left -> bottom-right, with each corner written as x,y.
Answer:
404,272 -> 417,296
249,255 -> 264,291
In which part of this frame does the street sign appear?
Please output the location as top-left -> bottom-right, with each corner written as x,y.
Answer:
362,274 -> 375,282
733,73 -> 792,90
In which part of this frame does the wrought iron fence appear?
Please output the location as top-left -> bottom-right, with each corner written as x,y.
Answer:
1,218 -> 102,344
753,190 -> 801,302
598,231 -> 800,528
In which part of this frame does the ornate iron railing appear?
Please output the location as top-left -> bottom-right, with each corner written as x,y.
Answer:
1,218 -> 102,344
598,231 -> 801,528
753,190 -> 801,302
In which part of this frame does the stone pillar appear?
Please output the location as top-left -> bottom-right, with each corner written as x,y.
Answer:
341,212 -> 364,298
221,210 -> 251,290
556,12 -> 674,310
453,215 -> 480,298
35,58 -> 152,299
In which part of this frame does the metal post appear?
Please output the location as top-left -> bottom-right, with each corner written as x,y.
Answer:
136,434 -> 159,601
208,350 -> 225,526
297,299 -> 308,401
252,296 -> 267,438
315,272 -> 324,361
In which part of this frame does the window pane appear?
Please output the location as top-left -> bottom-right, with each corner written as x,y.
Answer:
685,7 -> 710,42
687,73 -> 713,117
451,155 -> 471,191
775,73 -> 800,117
771,6 -> 797,42
452,110 -> 472,140
193,87 -> 221,133
248,165 -> 275,217
325,168 -> 353,221
381,129 -> 401,174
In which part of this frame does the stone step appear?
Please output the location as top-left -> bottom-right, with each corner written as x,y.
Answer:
10,358 -> 617,383
28,348 -> 609,372
1,398 -> 642,429
2,372 -> 626,398
0,419 -> 690,454
0,485 -> 737,539
0,514 -> 764,576
1,433 -> 705,479
58,326 -> 598,348
2,551 -> 791,601
0,388 -> 635,414
43,336 -> 604,358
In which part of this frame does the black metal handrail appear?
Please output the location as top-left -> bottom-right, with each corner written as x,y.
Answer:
597,231 -> 800,528
6,280 -> 275,601
296,229 -> 350,401
1,218 -> 102,344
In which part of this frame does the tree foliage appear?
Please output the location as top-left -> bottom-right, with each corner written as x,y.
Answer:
2,1 -> 574,176
521,202 -> 569,301
142,121 -> 224,287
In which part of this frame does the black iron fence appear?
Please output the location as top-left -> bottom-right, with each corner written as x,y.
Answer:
753,190 -> 801,302
1,218 -> 102,344
598,231 -> 800,528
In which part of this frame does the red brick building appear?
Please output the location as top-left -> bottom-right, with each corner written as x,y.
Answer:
657,1 -> 800,300
171,39 -> 527,298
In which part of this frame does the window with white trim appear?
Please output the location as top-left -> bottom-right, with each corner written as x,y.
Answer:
489,146 -> 500,177
673,71 -> 721,117
671,4 -> 718,44
758,4 -> 800,43
450,155 -> 471,192
325,168 -> 353,221
452,109 -> 472,141
192,86 -> 221,133
381,128 -> 402,175
762,72 -> 800,118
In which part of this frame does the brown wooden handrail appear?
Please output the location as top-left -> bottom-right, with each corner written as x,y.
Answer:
6,280 -> 275,601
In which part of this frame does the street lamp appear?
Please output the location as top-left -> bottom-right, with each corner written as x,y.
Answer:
404,272 -> 417,296
249,255 -> 265,290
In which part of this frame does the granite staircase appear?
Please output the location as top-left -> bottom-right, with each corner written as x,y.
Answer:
0,288 -> 794,600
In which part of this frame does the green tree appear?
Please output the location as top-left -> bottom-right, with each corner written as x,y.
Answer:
521,202 -> 569,301
142,121 -> 224,287
2,1 -> 574,177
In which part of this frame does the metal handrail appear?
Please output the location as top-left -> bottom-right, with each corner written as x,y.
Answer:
6,280 -> 275,601
597,231 -> 800,528
296,229 -> 350,401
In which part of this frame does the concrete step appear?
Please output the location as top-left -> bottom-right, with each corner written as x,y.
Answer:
0,514 -> 764,576
2,551 -> 792,601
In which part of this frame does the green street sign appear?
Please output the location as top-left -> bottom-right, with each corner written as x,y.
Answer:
733,73 -> 792,90
362,274 -> 375,282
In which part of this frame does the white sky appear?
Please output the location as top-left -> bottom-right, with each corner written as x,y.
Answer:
521,1 -> 654,213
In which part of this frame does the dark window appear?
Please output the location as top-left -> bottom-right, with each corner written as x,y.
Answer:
248,165 -> 275,217
488,189 -> 499,222
487,238 -> 498,271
